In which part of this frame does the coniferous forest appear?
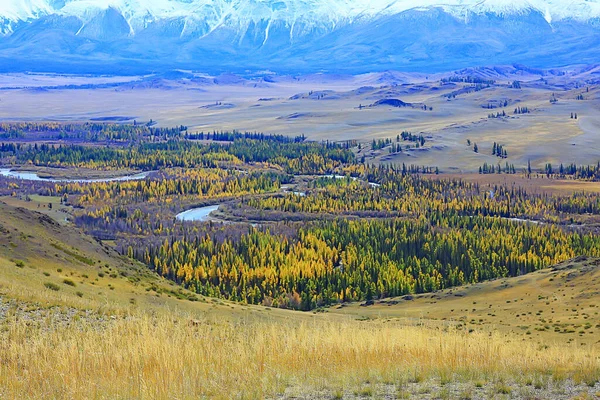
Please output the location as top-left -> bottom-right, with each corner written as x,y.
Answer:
3,122 -> 600,310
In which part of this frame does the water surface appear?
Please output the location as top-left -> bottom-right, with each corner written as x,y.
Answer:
176,205 -> 220,222
0,168 -> 151,183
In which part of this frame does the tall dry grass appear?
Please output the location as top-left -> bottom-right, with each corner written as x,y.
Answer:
0,312 -> 598,399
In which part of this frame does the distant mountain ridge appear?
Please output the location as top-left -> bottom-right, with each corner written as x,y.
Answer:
1,0 -> 600,74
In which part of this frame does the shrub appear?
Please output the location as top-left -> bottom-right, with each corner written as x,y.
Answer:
44,282 -> 60,291
63,279 -> 76,287
356,387 -> 373,397
495,383 -> 511,394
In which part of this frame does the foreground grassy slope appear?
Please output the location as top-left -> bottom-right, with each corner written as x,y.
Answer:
331,256 -> 600,346
0,201 -> 304,322
0,202 -> 598,399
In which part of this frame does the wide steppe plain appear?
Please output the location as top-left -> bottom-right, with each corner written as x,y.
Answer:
1,65 -> 599,172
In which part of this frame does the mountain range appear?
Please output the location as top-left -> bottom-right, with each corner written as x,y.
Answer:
1,0 -> 600,74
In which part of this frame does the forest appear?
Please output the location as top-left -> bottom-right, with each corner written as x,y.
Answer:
134,217 -> 595,310
2,123 -> 600,310
2,138 -> 352,174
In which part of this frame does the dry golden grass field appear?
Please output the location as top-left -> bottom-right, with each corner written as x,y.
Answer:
0,201 -> 599,399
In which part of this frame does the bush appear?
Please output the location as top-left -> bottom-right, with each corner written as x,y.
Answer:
44,282 -> 60,291
76,291 -> 84,298
14,260 -> 25,268
63,279 -> 76,287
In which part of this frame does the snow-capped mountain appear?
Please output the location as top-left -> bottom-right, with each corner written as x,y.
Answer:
1,0 -> 600,74
4,0 -> 600,28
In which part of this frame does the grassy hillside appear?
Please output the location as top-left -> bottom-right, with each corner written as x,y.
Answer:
0,201 -> 305,322
330,256 -> 600,346
0,202 -> 598,399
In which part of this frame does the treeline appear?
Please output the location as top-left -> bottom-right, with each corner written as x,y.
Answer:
514,106 -> 529,114
5,151 -> 600,311
68,169 -> 285,206
0,122 -> 185,142
542,162 -> 600,181
479,162 -> 517,174
242,166 -> 600,221
492,142 -> 507,158
185,131 -> 306,143
484,100 -> 508,109
371,132 -> 426,151
441,76 -> 495,85
399,131 -> 426,146
0,123 -> 314,146
488,110 -> 506,119
477,161 -> 600,181
5,139 -> 355,175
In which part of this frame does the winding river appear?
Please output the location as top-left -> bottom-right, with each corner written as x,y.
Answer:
176,205 -> 220,222
176,175 -> 380,223
0,168 -> 152,183
325,174 -> 381,187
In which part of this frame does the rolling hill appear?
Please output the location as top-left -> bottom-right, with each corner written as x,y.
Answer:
0,200 -> 598,398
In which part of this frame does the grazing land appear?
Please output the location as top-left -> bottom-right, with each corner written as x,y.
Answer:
2,66 -> 600,172
0,202 -> 599,399
1,67 -> 600,398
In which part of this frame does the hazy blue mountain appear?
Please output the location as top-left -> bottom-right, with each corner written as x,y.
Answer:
1,0 -> 600,74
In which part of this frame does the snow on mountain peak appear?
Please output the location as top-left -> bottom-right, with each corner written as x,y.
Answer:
1,0 -> 600,36
1,0 -> 600,74
0,0 -> 53,32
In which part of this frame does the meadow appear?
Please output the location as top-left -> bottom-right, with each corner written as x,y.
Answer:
3,308 -> 599,399
1,114 -> 600,398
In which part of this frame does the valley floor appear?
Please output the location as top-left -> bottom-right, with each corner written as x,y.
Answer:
0,113 -> 599,398
0,201 -> 598,399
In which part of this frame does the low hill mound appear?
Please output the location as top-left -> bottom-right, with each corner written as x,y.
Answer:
331,256 -> 600,345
